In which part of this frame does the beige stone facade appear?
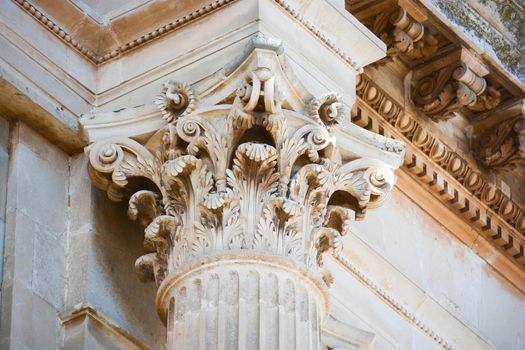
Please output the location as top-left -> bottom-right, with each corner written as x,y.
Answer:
0,0 -> 524,349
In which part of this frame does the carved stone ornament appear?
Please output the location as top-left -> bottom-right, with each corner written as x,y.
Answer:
361,6 -> 438,65
474,100 -> 525,171
411,51 -> 501,121
155,81 -> 197,122
85,41 -> 404,349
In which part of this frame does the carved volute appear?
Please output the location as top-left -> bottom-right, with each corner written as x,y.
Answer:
352,1 -> 438,65
85,41 -> 404,349
410,49 -> 501,121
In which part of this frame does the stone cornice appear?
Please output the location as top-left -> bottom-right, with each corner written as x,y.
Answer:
13,0 -> 365,71
354,73 -> 525,270
12,0 -> 238,65
59,303 -> 148,350
418,0 -> 525,90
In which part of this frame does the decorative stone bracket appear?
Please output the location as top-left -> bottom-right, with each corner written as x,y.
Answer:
84,39 -> 404,349
411,49 -> 501,121
352,0 -> 438,64
473,99 -> 525,171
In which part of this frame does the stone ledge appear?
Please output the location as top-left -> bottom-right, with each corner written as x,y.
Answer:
59,303 -> 148,350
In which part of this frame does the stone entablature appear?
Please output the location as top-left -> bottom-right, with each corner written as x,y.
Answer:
11,0 -> 367,71
354,74 -> 525,275
11,0 -> 239,65
347,0 -> 525,176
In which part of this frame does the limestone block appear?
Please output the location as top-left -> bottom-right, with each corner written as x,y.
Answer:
87,191 -> 166,349
0,117 -> 8,221
8,124 -> 68,235
478,272 -> 525,350
0,220 -> 4,279
16,122 -> 68,176
5,281 -> 59,350
12,147 -> 67,234
33,222 -> 66,309
64,225 -> 90,309
68,153 -> 94,233
8,211 -> 34,288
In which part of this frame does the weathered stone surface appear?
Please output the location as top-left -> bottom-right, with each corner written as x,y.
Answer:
0,117 -> 8,222
0,117 -> 9,307
0,123 -> 68,349
88,190 -> 166,349
0,1 -> 524,349
349,188 -> 525,349
2,280 -> 60,350
33,221 -> 66,309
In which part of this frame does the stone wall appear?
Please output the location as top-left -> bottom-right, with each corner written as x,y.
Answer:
0,122 -> 164,349
0,121 -> 69,349
0,118 -> 8,308
341,187 -> 525,349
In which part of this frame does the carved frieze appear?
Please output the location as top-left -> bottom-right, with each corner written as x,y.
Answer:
473,99 -> 525,171
410,49 -> 501,121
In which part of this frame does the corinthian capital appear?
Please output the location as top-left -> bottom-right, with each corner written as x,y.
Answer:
87,69 -> 401,286
83,40 -> 404,348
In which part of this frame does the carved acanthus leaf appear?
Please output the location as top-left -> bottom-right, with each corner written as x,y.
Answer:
87,138 -> 162,201
474,116 -> 525,171
128,190 -> 159,227
86,66 -> 399,286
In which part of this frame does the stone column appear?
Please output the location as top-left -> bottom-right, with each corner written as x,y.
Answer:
159,258 -> 326,350
85,45 -> 402,349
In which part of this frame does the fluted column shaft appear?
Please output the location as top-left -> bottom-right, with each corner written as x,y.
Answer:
156,257 -> 328,350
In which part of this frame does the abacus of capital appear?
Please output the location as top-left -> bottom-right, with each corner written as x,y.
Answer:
85,39 -> 405,349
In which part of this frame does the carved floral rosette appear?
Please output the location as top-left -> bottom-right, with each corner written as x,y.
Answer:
87,67 -> 397,307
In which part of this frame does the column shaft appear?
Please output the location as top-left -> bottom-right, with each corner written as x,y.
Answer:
158,258 -> 327,350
